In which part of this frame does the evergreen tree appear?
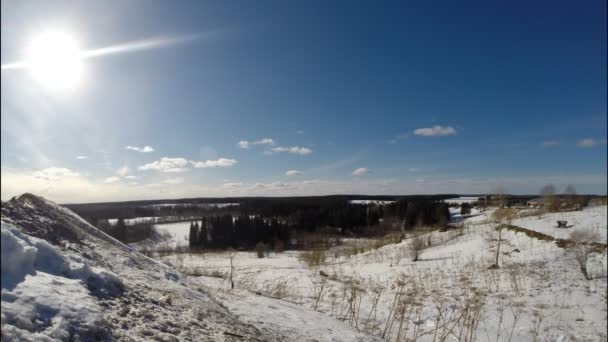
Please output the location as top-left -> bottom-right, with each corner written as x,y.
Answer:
115,218 -> 127,243
189,221 -> 198,248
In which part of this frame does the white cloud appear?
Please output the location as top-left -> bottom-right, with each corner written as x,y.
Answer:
126,145 -> 155,153
162,177 -> 184,185
255,138 -> 275,145
138,157 -> 190,173
413,125 -> 457,137
190,158 -> 237,168
352,167 -> 369,176
271,146 -> 312,155
237,140 -> 250,149
76,156 -> 88,160
237,138 -> 275,149
124,175 -> 137,179
32,167 -> 80,182
139,157 -> 237,172
250,181 -> 295,191
577,138 -> 607,148
104,176 -> 120,183
542,140 -> 560,147
286,170 -> 302,176
116,166 -> 131,177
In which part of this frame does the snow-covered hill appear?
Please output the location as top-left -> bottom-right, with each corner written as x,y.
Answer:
1,194 -> 376,341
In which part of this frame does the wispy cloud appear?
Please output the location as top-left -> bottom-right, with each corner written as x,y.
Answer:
352,167 -> 369,176
76,156 -> 88,160
162,177 -> 184,185
190,158 -> 237,168
32,167 -> 80,182
388,132 -> 410,144
32,167 -> 80,183
542,140 -> 560,147
237,138 -> 275,149
414,125 -> 457,137
270,146 -> 312,155
104,176 -> 120,183
126,145 -> 155,153
138,157 -> 190,173
116,166 -> 131,177
577,138 -> 607,148
222,182 -> 244,188
286,170 -> 302,176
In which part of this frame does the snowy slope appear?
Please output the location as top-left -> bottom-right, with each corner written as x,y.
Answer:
511,205 -> 607,241
1,194 -> 375,341
164,206 -> 607,341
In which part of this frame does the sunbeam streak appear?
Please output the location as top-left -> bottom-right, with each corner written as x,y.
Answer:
1,33 -> 204,71
82,34 -> 201,59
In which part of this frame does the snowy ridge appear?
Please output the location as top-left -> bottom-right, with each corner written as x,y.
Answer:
1,194 -> 280,341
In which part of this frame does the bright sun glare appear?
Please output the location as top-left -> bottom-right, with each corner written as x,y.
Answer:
26,32 -> 84,91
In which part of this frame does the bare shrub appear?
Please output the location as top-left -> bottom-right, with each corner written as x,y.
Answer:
301,250 -> 325,268
410,235 -> 426,262
295,231 -> 341,250
569,229 -> 601,280
274,239 -> 285,254
255,241 -> 268,258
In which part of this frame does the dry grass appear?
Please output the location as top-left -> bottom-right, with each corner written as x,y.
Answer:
300,250 -> 325,268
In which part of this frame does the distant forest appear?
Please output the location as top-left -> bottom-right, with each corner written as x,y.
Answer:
69,195 -> 454,247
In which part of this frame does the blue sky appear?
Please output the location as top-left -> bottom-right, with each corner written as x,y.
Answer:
1,0 -> 606,203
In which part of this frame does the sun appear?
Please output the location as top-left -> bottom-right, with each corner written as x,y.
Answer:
26,32 -> 84,91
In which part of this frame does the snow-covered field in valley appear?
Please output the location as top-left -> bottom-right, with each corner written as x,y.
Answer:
159,204 -> 607,341
154,221 -> 191,247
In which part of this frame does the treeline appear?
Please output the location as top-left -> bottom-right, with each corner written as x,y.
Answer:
97,219 -> 156,244
66,195 -> 456,222
384,199 -> 451,229
188,215 -> 290,249
238,199 -> 383,234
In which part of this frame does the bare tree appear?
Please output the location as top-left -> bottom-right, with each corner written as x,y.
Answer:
540,184 -> 559,212
494,184 -> 506,207
491,207 -> 515,268
410,234 -> 426,262
569,229 -> 600,280
563,184 -> 577,209
228,248 -> 235,289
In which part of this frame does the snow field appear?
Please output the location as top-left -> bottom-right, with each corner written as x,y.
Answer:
162,205 -> 607,341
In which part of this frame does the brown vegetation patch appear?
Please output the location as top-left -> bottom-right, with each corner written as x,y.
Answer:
497,224 -> 607,253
